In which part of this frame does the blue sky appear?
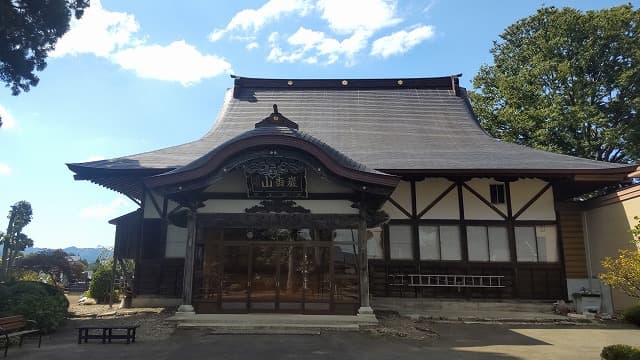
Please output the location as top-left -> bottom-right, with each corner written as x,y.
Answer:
0,0 -> 637,249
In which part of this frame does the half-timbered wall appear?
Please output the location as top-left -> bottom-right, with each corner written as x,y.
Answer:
372,177 -> 564,300
135,190 -> 184,296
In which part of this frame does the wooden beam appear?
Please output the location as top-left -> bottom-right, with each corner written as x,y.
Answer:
387,197 -> 412,219
145,187 -> 163,218
513,183 -> 552,220
197,213 -> 384,229
462,183 -> 507,219
417,183 -> 456,219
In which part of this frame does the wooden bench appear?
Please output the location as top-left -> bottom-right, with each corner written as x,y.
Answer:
76,324 -> 139,344
0,315 -> 42,357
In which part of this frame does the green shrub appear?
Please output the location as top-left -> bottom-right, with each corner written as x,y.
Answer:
87,264 -> 114,303
601,345 -> 640,360
623,304 -> 640,326
0,281 -> 68,332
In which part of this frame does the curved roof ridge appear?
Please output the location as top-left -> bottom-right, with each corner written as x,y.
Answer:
68,75 -> 635,176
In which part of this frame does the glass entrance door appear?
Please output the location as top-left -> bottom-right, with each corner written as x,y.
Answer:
221,244 -> 249,312
197,227 -> 359,314
277,245 -> 304,311
249,245 -> 278,311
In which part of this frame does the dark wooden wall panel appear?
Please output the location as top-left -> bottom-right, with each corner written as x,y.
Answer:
136,258 -> 184,296
369,260 -> 562,300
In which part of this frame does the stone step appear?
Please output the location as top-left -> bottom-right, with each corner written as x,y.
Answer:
168,314 -> 377,326
176,322 -> 360,332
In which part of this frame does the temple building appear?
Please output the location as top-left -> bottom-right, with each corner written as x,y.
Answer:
67,75 -> 637,316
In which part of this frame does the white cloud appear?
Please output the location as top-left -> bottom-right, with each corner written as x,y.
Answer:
51,1 -> 231,86
317,0 -> 401,34
0,104 -> 17,129
267,27 -> 369,65
111,41 -> 232,86
51,0 -> 140,58
79,197 -> 135,219
0,163 -> 11,176
267,0 -> 405,65
209,0 -> 313,42
246,42 -> 259,50
371,25 -> 435,58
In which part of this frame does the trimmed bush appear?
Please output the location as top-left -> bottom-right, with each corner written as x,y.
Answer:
0,281 -> 69,332
601,345 -> 640,360
623,304 -> 640,327
87,264 -> 115,303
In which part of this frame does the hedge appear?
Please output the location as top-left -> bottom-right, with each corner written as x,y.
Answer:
601,345 -> 640,360
0,281 -> 69,332
623,304 -> 640,327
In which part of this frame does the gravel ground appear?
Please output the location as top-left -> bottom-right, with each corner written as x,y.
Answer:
65,295 -> 440,341
65,294 -> 176,341
366,311 -> 439,340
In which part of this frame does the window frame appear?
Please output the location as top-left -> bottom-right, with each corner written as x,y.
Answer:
514,224 -> 560,263
489,184 -> 506,204
418,224 -> 462,261
466,225 -> 510,263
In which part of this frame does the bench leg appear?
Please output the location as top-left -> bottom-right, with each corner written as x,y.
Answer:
132,328 -> 136,343
85,329 -> 89,343
18,335 -> 23,347
102,329 -> 107,344
126,329 -> 130,344
38,333 -> 41,348
108,329 -> 112,344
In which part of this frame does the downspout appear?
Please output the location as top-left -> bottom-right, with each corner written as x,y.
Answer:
581,211 -> 593,289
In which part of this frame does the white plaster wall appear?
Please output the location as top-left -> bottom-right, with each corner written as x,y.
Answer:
510,178 -> 556,220
165,224 -> 187,258
166,198 -> 181,215
382,201 -> 410,219
383,181 -> 412,219
389,181 -> 412,215
199,199 -> 358,214
416,178 -> 459,220
143,191 -> 163,219
463,178 -> 506,220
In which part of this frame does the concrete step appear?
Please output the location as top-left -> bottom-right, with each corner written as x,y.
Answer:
177,322 -> 360,332
168,314 -> 375,333
169,314 -> 377,325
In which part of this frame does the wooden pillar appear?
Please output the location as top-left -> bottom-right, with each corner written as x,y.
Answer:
357,198 -> 373,315
178,208 -> 197,313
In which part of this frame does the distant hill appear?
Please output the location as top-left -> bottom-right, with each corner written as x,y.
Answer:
10,246 -> 112,263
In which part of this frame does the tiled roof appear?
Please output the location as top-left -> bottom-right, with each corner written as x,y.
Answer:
68,75 -> 633,176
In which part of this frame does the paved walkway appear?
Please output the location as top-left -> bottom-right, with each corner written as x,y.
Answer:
9,322 -> 640,360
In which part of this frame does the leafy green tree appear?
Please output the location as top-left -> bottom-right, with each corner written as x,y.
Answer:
0,0 -> 89,97
0,200 -> 33,280
470,5 -> 640,163
18,249 -> 70,287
